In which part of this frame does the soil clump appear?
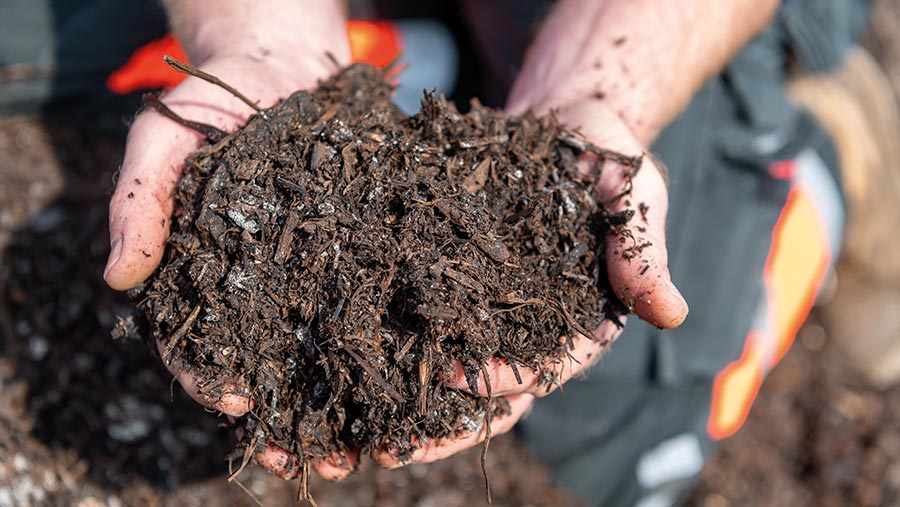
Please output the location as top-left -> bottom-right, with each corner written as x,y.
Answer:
132,63 -> 632,475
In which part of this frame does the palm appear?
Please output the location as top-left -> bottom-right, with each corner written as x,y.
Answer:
106,53 -> 354,480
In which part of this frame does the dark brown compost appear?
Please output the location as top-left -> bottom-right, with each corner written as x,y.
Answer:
130,64 -> 632,474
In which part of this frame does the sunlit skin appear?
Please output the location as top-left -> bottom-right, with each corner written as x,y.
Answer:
106,0 -> 776,480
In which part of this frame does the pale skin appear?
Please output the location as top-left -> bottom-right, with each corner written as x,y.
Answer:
105,0 -> 778,480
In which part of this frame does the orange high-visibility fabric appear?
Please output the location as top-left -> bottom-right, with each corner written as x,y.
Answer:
106,34 -> 188,94
107,21 -> 402,95
346,20 -> 402,69
707,184 -> 831,440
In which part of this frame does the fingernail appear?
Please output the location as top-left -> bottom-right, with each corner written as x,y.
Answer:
667,283 -> 686,306
667,283 -> 689,326
104,235 -> 122,282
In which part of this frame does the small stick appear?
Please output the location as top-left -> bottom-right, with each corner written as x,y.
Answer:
478,361 -> 494,504
227,434 -> 257,482
478,360 -> 493,400
143,94 -> 227,142
163,55 -> 269,120
232,478 -> 265,507
418,344 -> 431,414
482,411 -> 493,504
298,462 -> 319,507
506,357 -> 523,385
343,345 -> 404,403
557,130 -> 643,169
324,51 -> 342,70
163,305 -> 201,360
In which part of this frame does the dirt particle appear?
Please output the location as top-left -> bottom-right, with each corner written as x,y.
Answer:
639,202 -> 650,222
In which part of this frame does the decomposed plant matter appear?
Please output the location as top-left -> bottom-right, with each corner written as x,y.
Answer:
128,60 -> 637,501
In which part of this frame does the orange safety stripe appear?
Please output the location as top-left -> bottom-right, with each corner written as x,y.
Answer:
707,183 -> 831,440
766,186 -> 831,364
107,21 -> 402,95
106,34 -> 189,94
347,20 -> 403,69
707,333 -> 765,441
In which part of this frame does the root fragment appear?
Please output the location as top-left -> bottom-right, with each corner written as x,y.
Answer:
163,55 -> 269,119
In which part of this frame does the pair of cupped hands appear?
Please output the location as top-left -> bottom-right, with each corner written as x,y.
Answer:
104,46 -> 687,480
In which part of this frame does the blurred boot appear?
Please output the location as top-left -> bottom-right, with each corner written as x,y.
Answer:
789,46 -> 900,387
824,270 -> 900,387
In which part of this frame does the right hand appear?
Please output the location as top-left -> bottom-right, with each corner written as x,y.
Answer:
104,49 -> 357,480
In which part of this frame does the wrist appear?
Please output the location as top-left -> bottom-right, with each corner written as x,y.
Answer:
507,0 -> 778,144
164,0 -> 351,79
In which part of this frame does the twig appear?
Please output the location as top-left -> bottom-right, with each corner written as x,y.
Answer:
298,462 -> 319,507
478,360 -> 493,400
324,51 -> 342,70
342,345 -> 404,403
418,344 -> 431,414
228,435 -> 257,482
490,297 -> 546,317
232,478 -> 265,507
163,55 -> 269,120
143,94 -> 227,142
458,134 -> 509,149
478,361 -> 494,504
556,130 -> 643,169
482,411 -> 493,504
506,357 -> 523,385
163,305 -> 201,360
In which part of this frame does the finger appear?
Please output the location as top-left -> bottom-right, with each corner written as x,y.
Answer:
558,100 -> 688,328
104,110 -> 204,290
448,320 -> 622,397
255,444 -> 359,482
597,152 -> 687,328
371,393 -> 534,468
314,453 -> 357,482
156,338 -> 253,417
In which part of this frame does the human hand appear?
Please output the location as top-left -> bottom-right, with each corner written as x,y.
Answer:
103,14 -> 355,480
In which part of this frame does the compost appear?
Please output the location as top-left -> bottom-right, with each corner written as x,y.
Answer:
132,63 -> 633,480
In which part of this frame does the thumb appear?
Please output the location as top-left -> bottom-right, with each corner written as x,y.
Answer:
600,151 -> 687,328
559,100 -> 688,328
104,109 -> 204,291
104,60 -> 260,291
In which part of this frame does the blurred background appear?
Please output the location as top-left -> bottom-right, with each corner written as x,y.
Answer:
2,0 -> 900,506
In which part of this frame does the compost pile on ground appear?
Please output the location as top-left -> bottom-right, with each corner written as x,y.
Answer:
133,64 -> 632,474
